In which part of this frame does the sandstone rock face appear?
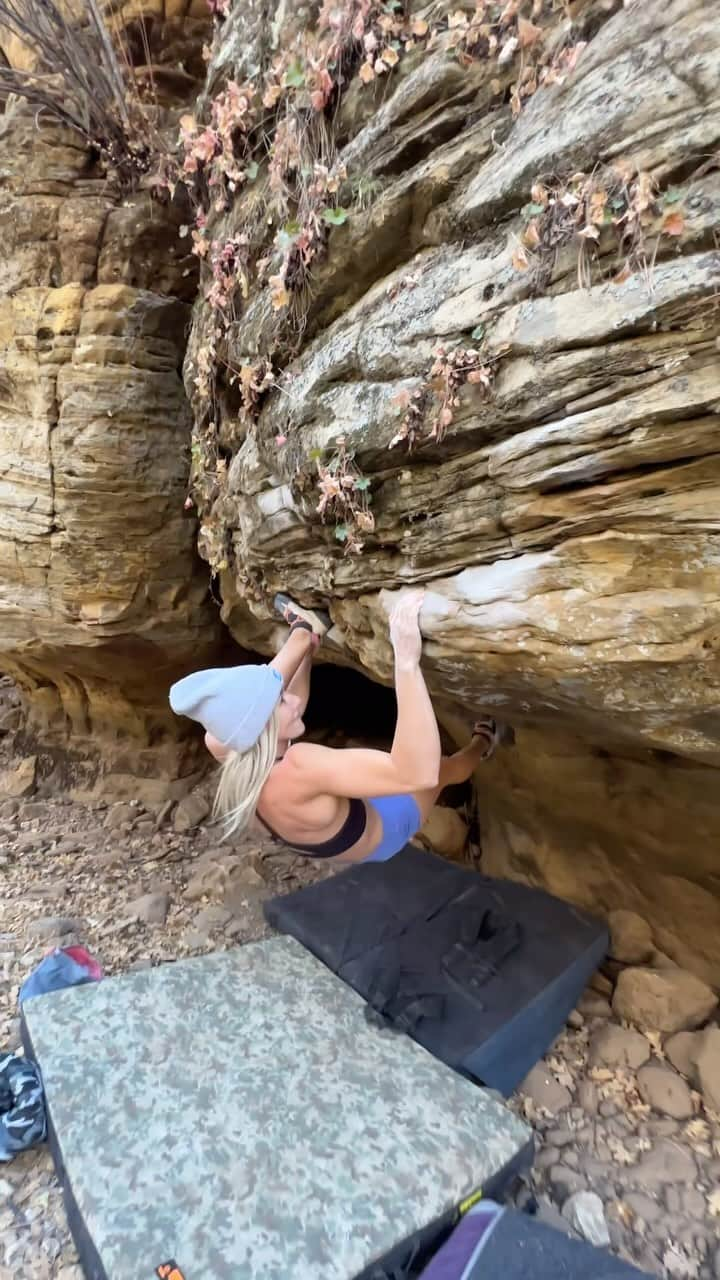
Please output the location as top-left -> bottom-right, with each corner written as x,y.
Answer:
181,0 -> 720,982
0,12 -> 221,756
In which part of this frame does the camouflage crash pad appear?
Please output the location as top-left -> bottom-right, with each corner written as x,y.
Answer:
21,936 -> 532,1280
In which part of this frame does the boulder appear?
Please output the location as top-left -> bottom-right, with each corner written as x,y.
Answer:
608,911 -> 653,966
0,757 -> 37,799
613,967 -> 717,1034
636,1063 -> 694,1119
182,0 -> 720,991
418,806 -> 468,861
0,90 -> 220,754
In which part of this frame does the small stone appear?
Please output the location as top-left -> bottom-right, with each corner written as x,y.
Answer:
193,905 -> 232,932
0,1177 -> 13,1199
631,1139 -> 696,1187
567,1010 -> 584,1030
173,792 -> 211,833
28,916 -> 86,940
103,803 -> 136,829
534,1197 -> 576,1237
599,1099 -> 618,1118
644,1117 -> 682,1138
681,1189 -> 706,1219
665,1030 -> 701,1081
577,991 -> 613,1019
589,1024 -> 651,1070
546,1125 -> 577,1148
577,1080 -> 599,1115
608,910 -> 654,965
589,970 -> 614,997
624,1192 -> 661,1225
548,1165 -> 587,1200
128,959 -> 152,972
562,1190 -> 610,1247
694,1026 -> 720,1113
636,1063 -> 693,1119
183,928 -> 211,952
613,967 -> 717,1034
520,1063 -> 572,1114
126,891 -> 170,925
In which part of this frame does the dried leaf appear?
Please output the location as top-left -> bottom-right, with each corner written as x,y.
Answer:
517,16 -> 542,47
411,17 -> 429,36
511,244 -> 529,271
523,218 -> 541,249
268,274 -> 290,310
577,224 -> 600,240
380,45 -> 400,66
439,405 -> 454,427
662,210 -> 685,236
614,262 -> 632,284
358,61 -> 375,83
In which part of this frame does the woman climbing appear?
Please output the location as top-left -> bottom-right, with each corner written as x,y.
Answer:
169,591 -> 498,864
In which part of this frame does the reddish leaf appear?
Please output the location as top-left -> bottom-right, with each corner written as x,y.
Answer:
517,16 -> 542,47
662,210 -> 685,237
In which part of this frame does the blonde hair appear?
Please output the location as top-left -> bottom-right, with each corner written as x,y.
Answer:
212,706 -> 280,836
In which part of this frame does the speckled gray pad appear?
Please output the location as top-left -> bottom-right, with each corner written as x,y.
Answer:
22,936 -> 531,1280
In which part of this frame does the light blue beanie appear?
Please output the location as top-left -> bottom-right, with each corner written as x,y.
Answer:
169,665 -> 283,752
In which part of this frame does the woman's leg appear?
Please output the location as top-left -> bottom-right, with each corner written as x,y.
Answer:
411,719 -> 499,823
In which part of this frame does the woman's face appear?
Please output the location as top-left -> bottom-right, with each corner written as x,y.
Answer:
278,691 -> 305,742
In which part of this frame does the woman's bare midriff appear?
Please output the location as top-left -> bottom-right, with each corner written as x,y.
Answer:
255,760 -> 384,865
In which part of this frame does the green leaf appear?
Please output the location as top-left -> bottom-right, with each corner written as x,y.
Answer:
285,59 -> 305,88
353,476 -> 370,491
308,447 -> 324,461
471,324 -> 485,341
322,206 -> 349,227
611,197 -> 626,211
282,219 -> 302,236
246,160 -> 259,181
334,524 -> 349,542
663,185 -> 683,205
525,202 -> 545,217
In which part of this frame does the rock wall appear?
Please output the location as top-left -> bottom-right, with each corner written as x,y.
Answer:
184,0 -> 720,980
0,5 -> 223,755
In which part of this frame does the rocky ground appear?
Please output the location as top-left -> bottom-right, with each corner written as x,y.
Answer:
1,724 -> 719,1277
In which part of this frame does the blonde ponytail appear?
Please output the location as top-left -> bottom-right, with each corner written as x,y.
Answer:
212,706 -> 280,836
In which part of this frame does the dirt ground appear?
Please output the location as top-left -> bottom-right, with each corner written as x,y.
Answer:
1,704 -> 719,1279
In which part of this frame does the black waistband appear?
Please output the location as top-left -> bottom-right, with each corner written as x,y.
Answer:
257,796 -> 367,858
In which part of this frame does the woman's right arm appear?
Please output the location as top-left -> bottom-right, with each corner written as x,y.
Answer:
285,591 -> 441,798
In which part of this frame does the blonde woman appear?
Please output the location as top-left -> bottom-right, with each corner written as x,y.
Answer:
169,592 -> 498,865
